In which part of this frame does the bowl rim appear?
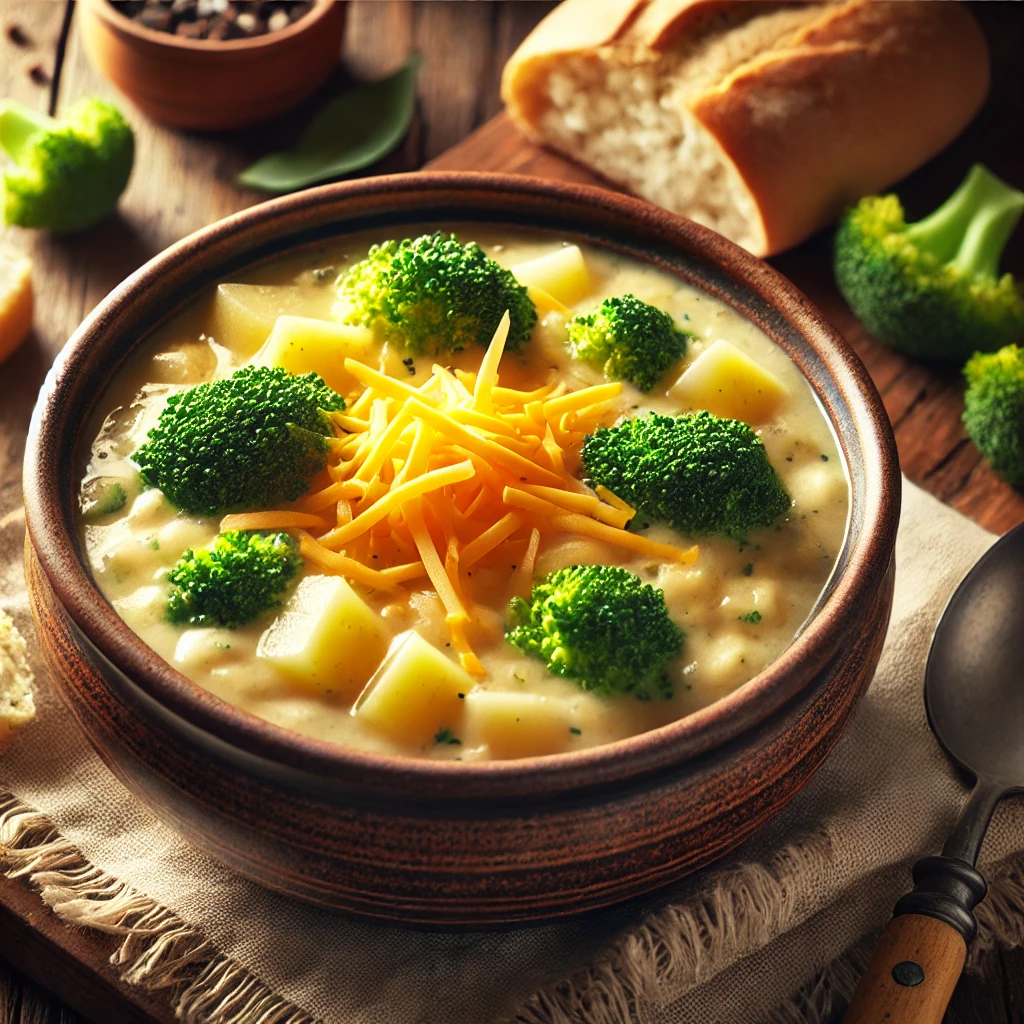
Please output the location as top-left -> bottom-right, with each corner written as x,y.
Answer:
23,171 -> 901,799
82,0 -> 339,53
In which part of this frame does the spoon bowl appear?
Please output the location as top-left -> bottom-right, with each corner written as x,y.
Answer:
926,521 -> 1024,790
845,520 -> 1024,1024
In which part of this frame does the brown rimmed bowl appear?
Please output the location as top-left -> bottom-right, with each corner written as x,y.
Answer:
79,0 -> 347,131
23,172 -> 900,927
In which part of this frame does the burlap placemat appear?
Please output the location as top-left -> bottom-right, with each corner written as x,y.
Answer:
3,475 -> 1024,1024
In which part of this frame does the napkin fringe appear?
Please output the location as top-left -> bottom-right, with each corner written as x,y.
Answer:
0,792 -> 319,1024
510,831 -> 833,1024
973,856 -> 1024,959
759,937 -> 873,1024
511,837 -> 1024,1024
5,788 -> 1024,1024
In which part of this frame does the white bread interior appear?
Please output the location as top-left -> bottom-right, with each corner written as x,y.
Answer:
540,6 -> 821,253
503,0 -> 990,257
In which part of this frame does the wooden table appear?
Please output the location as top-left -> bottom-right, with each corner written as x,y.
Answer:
0,2 -> 1021,1021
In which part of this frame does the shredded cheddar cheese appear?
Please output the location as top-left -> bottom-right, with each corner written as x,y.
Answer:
509,527 -> 541,601
221,510 -> 331,532
472,310 -> 509,413
460,512 -> 523,568
296,532 -> 403,593
254,316 -> 698,675
318,460 -> 475,549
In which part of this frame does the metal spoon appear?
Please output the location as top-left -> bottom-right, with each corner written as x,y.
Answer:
844,520 -> 1024,1024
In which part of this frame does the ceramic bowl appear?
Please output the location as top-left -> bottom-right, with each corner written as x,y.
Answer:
78,0 -> 347,131
23,173 -> 900,927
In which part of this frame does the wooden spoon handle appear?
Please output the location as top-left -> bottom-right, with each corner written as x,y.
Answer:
843,855 -> 987,1024
842,914 -> 965,1024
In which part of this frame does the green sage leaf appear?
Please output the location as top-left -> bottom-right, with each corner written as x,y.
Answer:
238,54 -> 421,193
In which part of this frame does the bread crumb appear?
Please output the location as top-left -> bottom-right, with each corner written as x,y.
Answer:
0,608 -> 35,751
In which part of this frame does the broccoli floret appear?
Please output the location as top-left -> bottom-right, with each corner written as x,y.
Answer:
962,344 -> 1024,485
335,231 -> 537,356
582,411 -> 791,539
165,530 -> 302,628
1,97 -> 134,233
134,365 -> 345,516
835,164 -> 1024,362
506,565 -> 683,700
566,294 -> 691,391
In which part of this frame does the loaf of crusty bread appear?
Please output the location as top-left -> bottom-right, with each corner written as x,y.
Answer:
501,0 -> 990,256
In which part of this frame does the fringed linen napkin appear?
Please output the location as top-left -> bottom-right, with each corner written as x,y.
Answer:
3,476 -> 1024,1024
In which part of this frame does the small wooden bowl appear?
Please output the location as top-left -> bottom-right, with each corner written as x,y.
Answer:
78,0 -> 347,131
23,173 -> 901,927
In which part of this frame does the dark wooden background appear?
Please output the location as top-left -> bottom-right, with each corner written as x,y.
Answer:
0,1 -> 1022,1022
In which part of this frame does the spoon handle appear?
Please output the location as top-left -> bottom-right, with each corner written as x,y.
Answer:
842,856 -> 986,1024
842,913 -> 965,1023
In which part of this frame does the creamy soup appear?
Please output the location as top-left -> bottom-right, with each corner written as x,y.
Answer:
79,227 -> 849,760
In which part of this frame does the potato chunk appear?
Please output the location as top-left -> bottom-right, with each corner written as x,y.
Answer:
463,691 -> 579,759
252,315 -> 375,397
788,459 -> 848,512
719,579 -> 788,628
700,632 -> 752,695
148,340 -> 220,384
354,631 -> 474,747
526,286 -> 570,318
511,245 -> 590,307
208,284 -> 324,357
671,339 -> 787,423
257,575 -> 390,699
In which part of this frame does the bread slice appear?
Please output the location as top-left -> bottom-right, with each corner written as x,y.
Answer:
0,247 -> 33,363
502,0 -> 990,256
0,608 -> 35,751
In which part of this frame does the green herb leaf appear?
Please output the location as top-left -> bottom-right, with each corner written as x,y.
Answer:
738,610 -> 762,624
434,727 -> 462,746
238,54 -> 421,193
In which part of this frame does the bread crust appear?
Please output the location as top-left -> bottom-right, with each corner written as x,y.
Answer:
628,0 -> 747,49
502,0 -> 990,256
692,0 -> 990,253
500,0 -> 646,129
503,0 -> 644,65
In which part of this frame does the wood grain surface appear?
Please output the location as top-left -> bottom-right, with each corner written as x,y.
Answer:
0,1 -> 1021,1022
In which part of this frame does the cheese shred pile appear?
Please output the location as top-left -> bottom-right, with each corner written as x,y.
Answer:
222,313 -> 699,677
